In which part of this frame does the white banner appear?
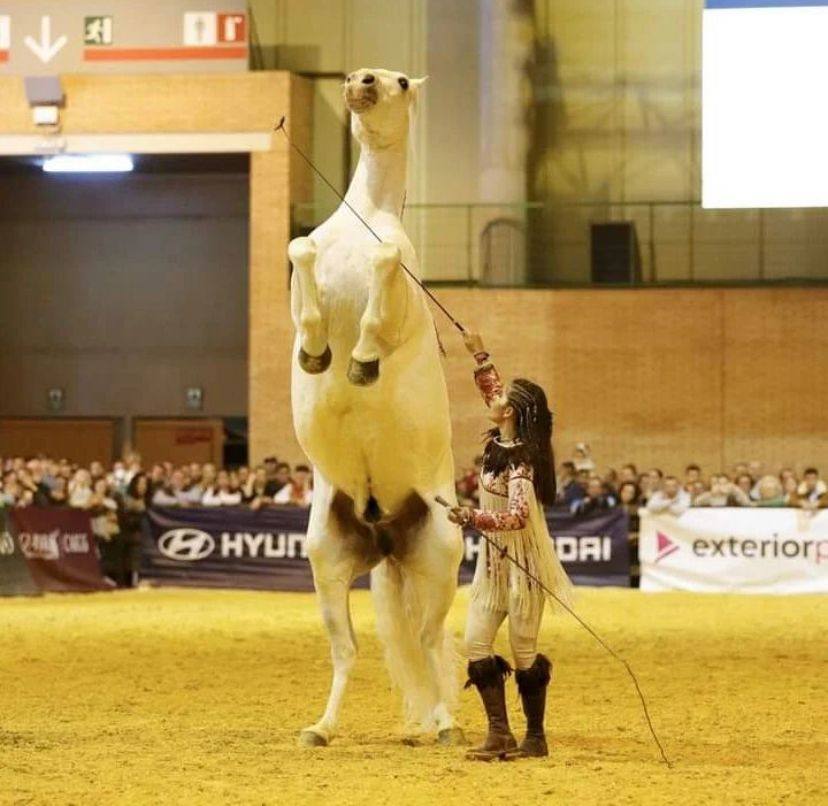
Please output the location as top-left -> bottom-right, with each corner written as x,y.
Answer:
640,508 -> 828,594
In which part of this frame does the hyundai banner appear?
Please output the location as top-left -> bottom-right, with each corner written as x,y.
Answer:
142,506 -> 630,591
640,509 -> 828,594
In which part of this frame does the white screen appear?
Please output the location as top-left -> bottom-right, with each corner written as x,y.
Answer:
702,2 -> 828,208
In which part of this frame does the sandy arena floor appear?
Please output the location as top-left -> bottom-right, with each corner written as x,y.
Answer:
1,585 -> 825,805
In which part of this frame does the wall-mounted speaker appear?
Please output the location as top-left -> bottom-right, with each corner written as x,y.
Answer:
590,222 -> 642,284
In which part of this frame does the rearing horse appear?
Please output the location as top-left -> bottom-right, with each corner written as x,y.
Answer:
288,68 -> 464,746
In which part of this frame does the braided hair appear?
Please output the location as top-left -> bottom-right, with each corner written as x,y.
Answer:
483,378 -> 556,506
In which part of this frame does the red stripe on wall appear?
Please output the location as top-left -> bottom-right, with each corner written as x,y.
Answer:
83,46 -> 248,62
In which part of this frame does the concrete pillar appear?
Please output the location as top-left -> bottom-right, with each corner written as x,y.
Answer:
478,0 -> 534,283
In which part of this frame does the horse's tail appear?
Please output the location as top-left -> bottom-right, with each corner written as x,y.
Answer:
370,559 -> 459,732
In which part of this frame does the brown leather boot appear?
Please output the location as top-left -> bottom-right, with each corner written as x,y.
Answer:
515,654 -> 552,757
464,656 -> 520,761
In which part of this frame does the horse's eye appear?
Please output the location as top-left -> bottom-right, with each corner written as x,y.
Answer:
398,77 -> 409,90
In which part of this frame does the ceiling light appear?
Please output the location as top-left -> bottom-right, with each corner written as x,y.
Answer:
42,154 -> 134,173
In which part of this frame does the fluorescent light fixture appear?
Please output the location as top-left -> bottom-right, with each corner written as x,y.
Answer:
42,154 -> 134,173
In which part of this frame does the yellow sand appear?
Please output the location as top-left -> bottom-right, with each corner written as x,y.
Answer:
1,586 -> 825,805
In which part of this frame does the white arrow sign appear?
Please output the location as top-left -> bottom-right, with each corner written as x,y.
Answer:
24,16 -> 67,64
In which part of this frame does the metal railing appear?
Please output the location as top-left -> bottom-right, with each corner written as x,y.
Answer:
292,200 -> 828,287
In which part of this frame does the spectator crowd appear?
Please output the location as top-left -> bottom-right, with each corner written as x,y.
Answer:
0,453 -> 314,586
3,445 -> 826,590
455,444 -> 828,516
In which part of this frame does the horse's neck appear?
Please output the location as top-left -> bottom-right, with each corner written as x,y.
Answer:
343,140 -> 408,219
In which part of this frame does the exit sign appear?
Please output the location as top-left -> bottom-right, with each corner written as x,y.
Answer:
0,1 -> 248,75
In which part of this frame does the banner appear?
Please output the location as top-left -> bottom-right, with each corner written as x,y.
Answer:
8,507 -> 113,592
142,506 -> 322,591
461,507 -> 629,587
640,509 -> 828,594
0,509 -> 40,596
142,506 -> 630,591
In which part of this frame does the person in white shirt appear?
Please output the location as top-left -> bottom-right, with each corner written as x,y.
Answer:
201,470 -> 243,507
645,475 -> 690,516
272,465 -> 313,507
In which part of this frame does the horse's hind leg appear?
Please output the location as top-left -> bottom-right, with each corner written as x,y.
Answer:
288,236 -> 331,374
348,243 -> 407,386
300,571 -> 358,746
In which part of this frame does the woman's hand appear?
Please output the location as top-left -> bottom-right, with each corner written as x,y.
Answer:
447,506 -> 474,526
462,331 -> 486,357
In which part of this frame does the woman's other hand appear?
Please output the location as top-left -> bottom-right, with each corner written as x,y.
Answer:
447,506 -> 473,526
463,331 -> 486,357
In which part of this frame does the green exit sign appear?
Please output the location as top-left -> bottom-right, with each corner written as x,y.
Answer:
84,15 -> 112,45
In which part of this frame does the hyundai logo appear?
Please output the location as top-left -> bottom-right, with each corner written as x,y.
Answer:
158,528 -> 215,562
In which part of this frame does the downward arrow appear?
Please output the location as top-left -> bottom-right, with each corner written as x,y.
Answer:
24,16 -> 67,64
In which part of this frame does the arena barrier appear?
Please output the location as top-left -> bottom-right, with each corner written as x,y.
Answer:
640,509 -> 828,594
141,505 -> 630,590
0,508 -> 113,594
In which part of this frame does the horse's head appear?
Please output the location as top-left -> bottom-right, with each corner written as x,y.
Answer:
344,68 -> 427,149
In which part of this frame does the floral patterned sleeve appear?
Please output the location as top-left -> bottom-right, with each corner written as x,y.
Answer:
471,464 -> 533,532
473,353 -> 505,407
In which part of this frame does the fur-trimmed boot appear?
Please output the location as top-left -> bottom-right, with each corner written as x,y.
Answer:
465,656 -> 520,761
515,654 -> 552,757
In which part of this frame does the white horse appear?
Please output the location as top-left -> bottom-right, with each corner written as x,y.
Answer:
288,68 -> 464,747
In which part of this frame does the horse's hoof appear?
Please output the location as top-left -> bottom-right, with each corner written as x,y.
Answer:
299,345 -> 332,375
401,736 -> 421,747
347,357 -> 379,386
299,729 -> 329,747
438,727 -> 467,746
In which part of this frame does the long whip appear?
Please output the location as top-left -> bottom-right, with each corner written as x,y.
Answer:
435,495 -> 672,768
273,116 -> 466,334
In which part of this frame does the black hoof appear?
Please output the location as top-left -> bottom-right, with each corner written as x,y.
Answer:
347,357 -> 379,386
299,345 -> 332,375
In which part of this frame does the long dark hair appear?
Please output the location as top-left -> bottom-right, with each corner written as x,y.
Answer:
483,378 -> 556,505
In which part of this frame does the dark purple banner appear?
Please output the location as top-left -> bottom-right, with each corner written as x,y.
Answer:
142,505 -> 629,591
0,509 -> 40,596
8,507 -> 113,593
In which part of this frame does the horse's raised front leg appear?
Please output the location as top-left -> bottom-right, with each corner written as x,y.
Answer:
288,236 -> 332,374
348,243 -> 407,386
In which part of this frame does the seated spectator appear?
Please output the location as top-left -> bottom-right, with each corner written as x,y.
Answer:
571,476 -> 616,516
89,477 -> 120,539
572,443 -> 595,473
603,468 -> 619,494
645,475 -> 690,516
202,470 -> 243,507
684,464 -> 702,492
152,469 -> 192,507
792,467 -> 826,510
555,461 -> 584,507
69,469 -> 94,509
265,462 -> 292,498
243,465 -> 270,508
754,475 -> 786,507
734,473 -> 754,500
693,474 -> 751,507
638,468 -> 663,505
48,476 -> 69,506
781,474 -> 799,505
618,463 -> 638,485
617,481 -> 642,517
273,465 -> 314,507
